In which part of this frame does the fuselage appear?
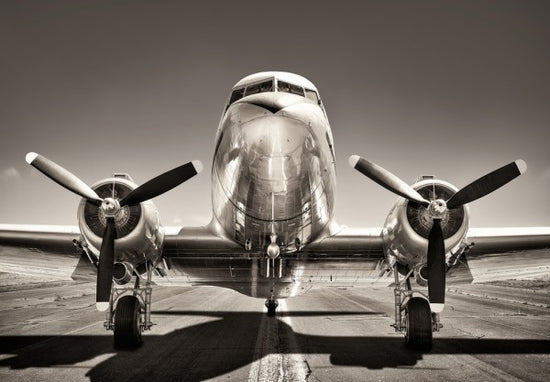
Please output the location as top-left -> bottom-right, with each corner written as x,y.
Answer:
211,72 -> 337,253
123,72 -> 470,300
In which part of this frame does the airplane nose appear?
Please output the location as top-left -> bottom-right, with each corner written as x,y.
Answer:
240,115 -> 313,219
243,115 -> 309,159
214,110 -> 322,222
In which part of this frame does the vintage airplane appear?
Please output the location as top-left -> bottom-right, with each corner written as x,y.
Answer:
1,71 -> 549,351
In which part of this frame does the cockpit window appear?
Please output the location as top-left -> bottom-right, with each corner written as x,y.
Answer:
245,80 -> 274,96
226,78 -> 323,111
277,80 -> 304,96
305,88 -> 320,104
229,88 -> 245,105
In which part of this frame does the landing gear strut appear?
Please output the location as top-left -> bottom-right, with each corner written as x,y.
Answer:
104,262 -> 155,349
391,265 -> 440,351
265,298 -> 278,317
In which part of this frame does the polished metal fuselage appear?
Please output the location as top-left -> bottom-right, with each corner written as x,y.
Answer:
162,75 -> 383,299
211,92 -> 337,253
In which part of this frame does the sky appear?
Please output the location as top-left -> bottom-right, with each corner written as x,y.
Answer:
0,0 -> 549,228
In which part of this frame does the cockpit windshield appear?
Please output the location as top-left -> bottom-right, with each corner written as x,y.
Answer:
277,80 -> 304,97
245,80 -> 273,96
227,77 -> 321,109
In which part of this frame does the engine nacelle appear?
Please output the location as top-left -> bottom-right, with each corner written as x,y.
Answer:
77,175 -> 164,268
382,178 -> 469,273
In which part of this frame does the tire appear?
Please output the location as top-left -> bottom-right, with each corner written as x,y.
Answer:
114,295 -> 143,349
267,302 -> 276,317
404,297 -> 432,351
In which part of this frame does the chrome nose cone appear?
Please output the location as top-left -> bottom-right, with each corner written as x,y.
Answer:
242,115 -> 310,158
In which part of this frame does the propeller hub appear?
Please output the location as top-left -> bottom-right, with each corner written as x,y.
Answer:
98,198 -> 130,227
101,197 -> 121,217
428,199 -> 447,219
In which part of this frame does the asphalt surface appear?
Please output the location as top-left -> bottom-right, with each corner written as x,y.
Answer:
0,281 -> 549,382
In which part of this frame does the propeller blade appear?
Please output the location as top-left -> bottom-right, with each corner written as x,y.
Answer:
348,155 -> 429,206
25,152 -> 103,204
119,160 -> 203,207
446,159 -> 527,209
427,218 -> 446,313
96,217 -> 116,311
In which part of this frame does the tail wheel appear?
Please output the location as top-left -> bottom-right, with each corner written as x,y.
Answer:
267,303 -> 276,317
265,299 -> 278,317
114,295 -> 143,349
404,297 -> 432,351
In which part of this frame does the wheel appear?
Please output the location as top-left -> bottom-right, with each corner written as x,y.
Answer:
404,297 -> 432,351
114,295 -> 143,349
266,301 -> 277,317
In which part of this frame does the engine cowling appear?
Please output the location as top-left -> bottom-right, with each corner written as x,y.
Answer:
77,176 -> 164,267
382,178 -> 469,274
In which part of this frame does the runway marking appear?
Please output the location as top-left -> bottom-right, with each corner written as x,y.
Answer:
248,300 -> 309,382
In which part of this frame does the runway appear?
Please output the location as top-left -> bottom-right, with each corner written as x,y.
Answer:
0,279 -> 549,381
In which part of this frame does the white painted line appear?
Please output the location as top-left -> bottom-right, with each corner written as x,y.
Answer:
278,300 -> 308,382
247,300 -> 309,382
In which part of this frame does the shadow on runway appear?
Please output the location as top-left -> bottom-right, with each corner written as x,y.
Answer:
1,311 -> 549,381
153,310 -> 388,317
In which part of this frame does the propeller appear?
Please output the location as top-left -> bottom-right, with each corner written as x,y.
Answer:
96,217 -> 116,312
25,152 -> 103,205
26,152 -> 203,311
348,155 -> 429,206
349,155 -> 526,312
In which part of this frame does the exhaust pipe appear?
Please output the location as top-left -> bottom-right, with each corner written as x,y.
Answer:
414,264 -> 429,287
113,262 -> 135,285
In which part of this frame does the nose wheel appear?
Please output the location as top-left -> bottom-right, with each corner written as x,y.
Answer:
265,299 -> 278,317
404,297 -> 432,351
114,295 -> 143,348
391,264 -> 439,351
105,263 -> 155,349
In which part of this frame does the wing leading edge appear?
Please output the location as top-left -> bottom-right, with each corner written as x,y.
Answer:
2,224 -> 549,287
466,227 -> 550,256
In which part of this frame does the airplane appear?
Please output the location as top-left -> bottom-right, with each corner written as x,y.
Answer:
1,71 -> 549,351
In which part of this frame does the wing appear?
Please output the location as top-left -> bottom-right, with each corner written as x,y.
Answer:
466,227 -> 550,255
0,224 -> 92,281
464,227 -> 550,283
4,222 -> 548,288
160,224 -> 386,287
301,226 -> 388,286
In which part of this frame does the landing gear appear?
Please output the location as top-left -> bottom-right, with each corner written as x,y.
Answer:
404,297 -> 432,351
391,265 -> 439,351
105,262 -> 155,349
265,298 -> 278,317
114,295 -> 142,348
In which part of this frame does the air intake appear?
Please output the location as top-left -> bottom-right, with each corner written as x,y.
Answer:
84,182 -> 141,238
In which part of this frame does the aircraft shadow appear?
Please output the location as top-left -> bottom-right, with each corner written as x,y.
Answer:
1,311 -> 549,381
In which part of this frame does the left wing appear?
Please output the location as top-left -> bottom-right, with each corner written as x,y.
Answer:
466,227 -> 550,256
0,224 -> 88,280
463,227 -> 550,283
